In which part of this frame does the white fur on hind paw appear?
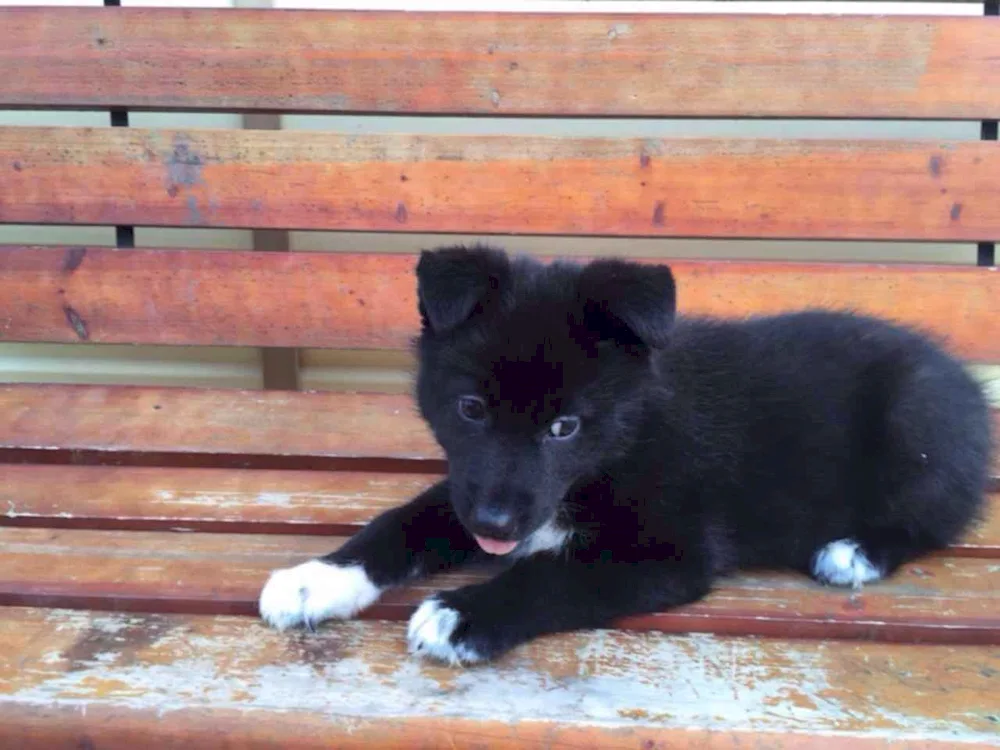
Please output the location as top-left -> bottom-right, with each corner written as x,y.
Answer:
407,598 -> 483,666
812,539 -> 883,589
258,560 -> 381,631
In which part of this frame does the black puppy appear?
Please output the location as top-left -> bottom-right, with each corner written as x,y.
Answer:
260,246 -> 992,665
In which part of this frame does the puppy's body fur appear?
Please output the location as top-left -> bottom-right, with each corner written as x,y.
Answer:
260,247 -> 991,664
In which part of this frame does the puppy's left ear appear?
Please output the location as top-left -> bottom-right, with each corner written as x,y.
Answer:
578,259 -> 676,348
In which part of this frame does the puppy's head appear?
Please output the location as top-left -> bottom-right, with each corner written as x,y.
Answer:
414,245 -> 675,554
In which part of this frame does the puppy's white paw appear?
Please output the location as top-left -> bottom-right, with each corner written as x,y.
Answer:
407,597 -> 483,666
259,560 -> 381,631
812,539 -> 883,589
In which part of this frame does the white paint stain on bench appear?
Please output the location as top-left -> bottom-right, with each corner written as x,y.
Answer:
0,609 -> 994,744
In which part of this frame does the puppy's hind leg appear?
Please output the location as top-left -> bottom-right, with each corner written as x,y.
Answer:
813,353 -> 990,589
810,538 -> 884,589
810,523 -> 958,589
809,524 -> 941,588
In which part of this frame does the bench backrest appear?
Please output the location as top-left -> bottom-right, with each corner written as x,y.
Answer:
0,6 -> 997,483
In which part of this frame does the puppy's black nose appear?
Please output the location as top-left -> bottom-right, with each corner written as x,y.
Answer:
471,504 -> 514,538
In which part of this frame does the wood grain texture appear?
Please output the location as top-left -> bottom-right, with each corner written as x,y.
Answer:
0,608 -> 997,748
2,127 -> 999,240
1,9 -> 998,119
0,528 -> 997,645
12,711 -> 994,750
0,384 -> 437,462
1,385 -> 997,483
3,248 -> 1000,361
0,465 -> 437,535
1,465 -> 996,557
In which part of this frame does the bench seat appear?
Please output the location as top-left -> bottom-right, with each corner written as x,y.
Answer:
0,385 -> 998,746
3,607 -> 999,749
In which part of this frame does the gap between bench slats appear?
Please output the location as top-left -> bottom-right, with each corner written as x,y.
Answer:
2,247 -> 999,359
2,608 -> 996,749
1,385 -> 997,485
0,465 -> 997,558
2,128 -> 999,240
0,527 -> 996,645
1,9 -> 998,119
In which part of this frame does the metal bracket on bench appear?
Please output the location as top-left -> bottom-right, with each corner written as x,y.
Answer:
104,0 -> 134,250
980,0 -> 999,267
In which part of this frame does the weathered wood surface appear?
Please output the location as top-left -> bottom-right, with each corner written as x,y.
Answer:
1,466 -> 997,557
1,385 -> 997,483
1,10 -> 997,119
0,608 -> 997,749
0,465 -> 434,534
0,527 -> 996,644
3,128 -> 999,240
3,247 -> 1000,360
4,9 -> 1000,119
0,385 -> 437,462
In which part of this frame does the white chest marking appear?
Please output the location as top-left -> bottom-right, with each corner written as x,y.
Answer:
513,519 -> 572,559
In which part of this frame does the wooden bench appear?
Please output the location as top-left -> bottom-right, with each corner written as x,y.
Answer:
1,5 -> 999,748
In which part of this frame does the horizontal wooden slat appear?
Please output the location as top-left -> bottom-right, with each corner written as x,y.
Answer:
0,528 -> 997,645
0,465 -> 436,535
2,609 -> 996,749
0,385 -> 437,462
3,248 -> 1000,361
1,466 -> 997,557
2,127 -> 999,240
1,385 -> 997,483
1,10 -> 997,119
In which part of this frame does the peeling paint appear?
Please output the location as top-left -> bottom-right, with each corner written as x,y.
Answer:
2,611 -> 995,743
151,490 -> 361,510
256,492 -> 293,507
165,134 -> 206,190
607,23 -> 631,41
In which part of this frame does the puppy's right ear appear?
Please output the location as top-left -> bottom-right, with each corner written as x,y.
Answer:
416,245 -> 511,335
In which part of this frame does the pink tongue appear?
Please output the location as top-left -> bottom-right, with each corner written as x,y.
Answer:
474,535 -> 518,555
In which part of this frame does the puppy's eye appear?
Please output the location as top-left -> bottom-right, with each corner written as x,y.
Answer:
548,416 -> 580,440
458,395 -> 488,423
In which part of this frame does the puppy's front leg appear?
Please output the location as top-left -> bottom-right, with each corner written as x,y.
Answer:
259,480 -> 477,631
407,551 -> 711,665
